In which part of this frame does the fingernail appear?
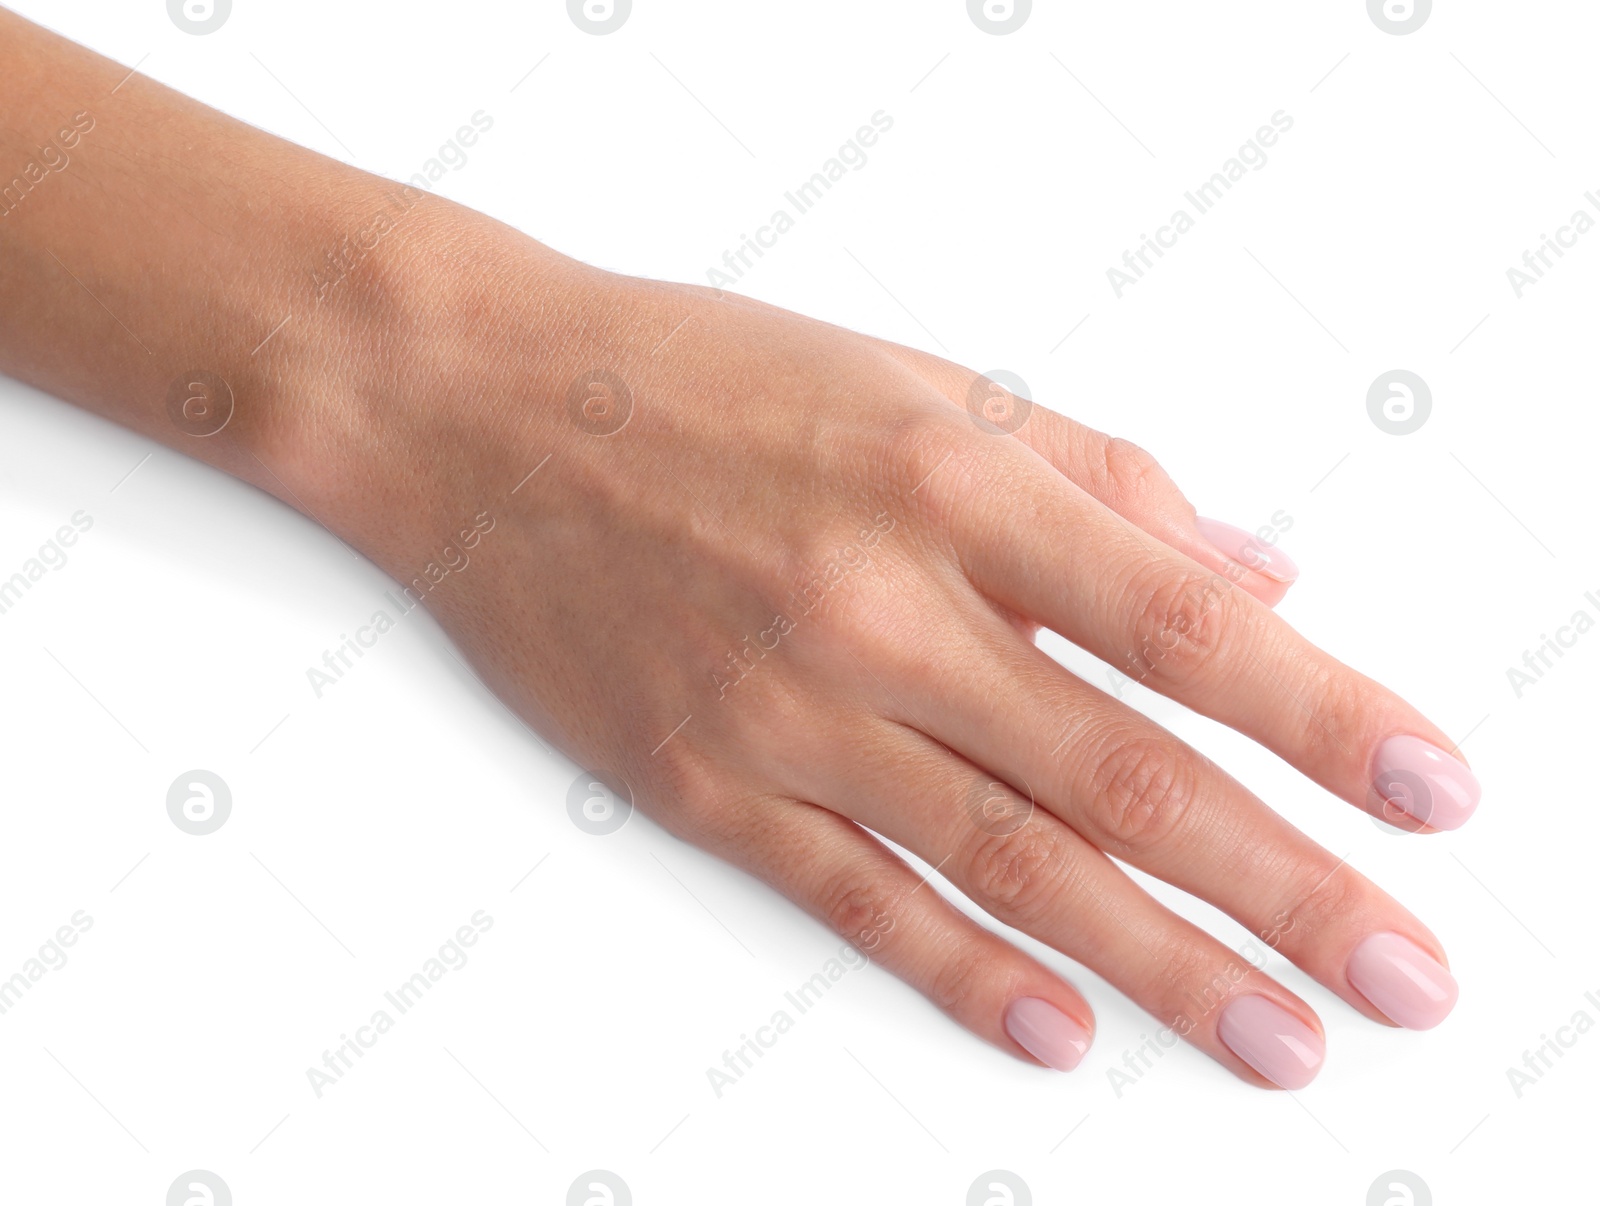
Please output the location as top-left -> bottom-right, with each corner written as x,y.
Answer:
1370,734 -> 1481,831
1003,997 -> 1091,1072
1217,996 -> 1324,1089
1347,932 -> 1459,1030
1194,517 -> 1299,583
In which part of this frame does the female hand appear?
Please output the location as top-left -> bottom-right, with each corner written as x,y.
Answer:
0,7 -> 1470,1086
278,201 -> 1476,1090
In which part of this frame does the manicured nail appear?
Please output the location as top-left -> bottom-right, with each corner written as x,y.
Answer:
1347,932 -> 1458,1030
1194,517 -> 1299,583
1217,996 -> 1324,1089
1003,997 -> 1091,1072
1370,734 -> 1480,831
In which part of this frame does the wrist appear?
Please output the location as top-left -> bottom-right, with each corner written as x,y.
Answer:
259,188 -> 613,578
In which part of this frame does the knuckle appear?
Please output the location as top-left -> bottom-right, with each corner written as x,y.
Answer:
653,765 -> 732,840
818,875 -> 902,950
881,409 -> 969,494
718,665 -> 807,751
1125,565 -> 1243,688
1296,663 -> 1372,772
1100,436 -> 1166,505
762,516 -> 910,659
1090,735 -> 1196,853
1168,945 -> 1252,1019
876,408 -> 989,527
1264,864 -> 1370,954
963,823 -> 1071,924
790,549 -> 899,646
927,938 -> 991,1014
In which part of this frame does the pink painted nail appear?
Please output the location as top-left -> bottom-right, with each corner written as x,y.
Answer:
1003,997 -> 1091,1072
1370,735 -> 1480,831
1194,517 -> 1299,583
1347,932 -> 1458,1030
1217,996 -> 1324,1089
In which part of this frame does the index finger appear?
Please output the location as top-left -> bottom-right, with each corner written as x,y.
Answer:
935,438 -> 1481,832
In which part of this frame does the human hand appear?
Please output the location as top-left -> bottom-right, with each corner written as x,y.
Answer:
284,203 -> 1475,1090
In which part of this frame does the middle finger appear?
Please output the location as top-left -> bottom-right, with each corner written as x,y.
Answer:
897,607 -> 1460,1032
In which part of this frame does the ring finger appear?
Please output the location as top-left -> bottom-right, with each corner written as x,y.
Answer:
788,720 -> 1329,1090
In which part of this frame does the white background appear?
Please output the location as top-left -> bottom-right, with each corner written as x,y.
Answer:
0,1 -> 1594,1203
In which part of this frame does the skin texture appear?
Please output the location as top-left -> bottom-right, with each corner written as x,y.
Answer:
0,9 -> 1471,1087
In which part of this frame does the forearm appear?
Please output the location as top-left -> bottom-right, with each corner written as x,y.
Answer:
0,9 -> 581,539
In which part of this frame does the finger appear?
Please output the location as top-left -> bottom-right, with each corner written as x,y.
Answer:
783,722 -> 1327,1089
896,608 -> 1459,1030
703,792 -> 1097,1072
1016,411 -> 1296,607
880,345 -> 1295,605
934,443 -> 1481,833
